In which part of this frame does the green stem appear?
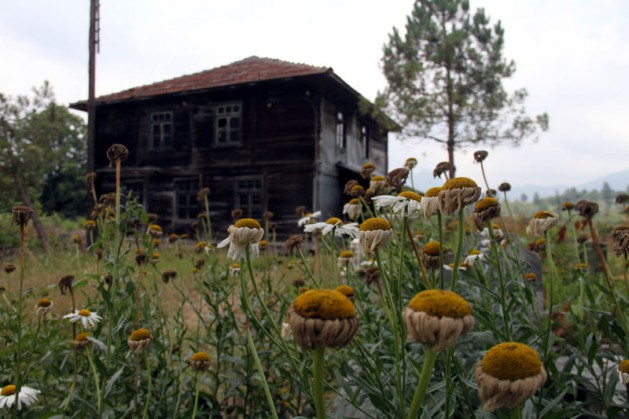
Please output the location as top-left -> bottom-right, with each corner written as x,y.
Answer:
142,352 -> 152,419
312,346 -> 326,419
191,372 -> 200,419
246,329 -> 279,419
488,222 -> 511,341
450,208 -> 465,291
511,404 -> 523,419
15,225 -> 25,399
567,210 -> 581,262
406,347 -> 438,419
297,248 -> 320,288
86,348 -> 103,417
438,211 -> 445,289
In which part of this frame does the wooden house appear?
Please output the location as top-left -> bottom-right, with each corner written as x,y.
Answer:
71,56 -> 394,238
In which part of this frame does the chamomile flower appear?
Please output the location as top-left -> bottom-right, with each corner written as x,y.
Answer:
63,309 -> 102,329
342,199 -> 362,220
217,218 -> 264,260
464,249 -> 485,265
304,217 -> 359,238
0,385 -> 41,411
372,191 -> 422,218
297,211 -> 321,227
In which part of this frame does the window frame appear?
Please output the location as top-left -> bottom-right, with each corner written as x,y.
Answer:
234,177 -> 264,219
360,125 -> 370,159
174,177 -> 201,221
214,101 -> 243,147
335,111 -> 346,150
150,111 -> 174,149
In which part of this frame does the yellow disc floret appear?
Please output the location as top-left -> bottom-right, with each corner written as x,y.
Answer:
234,218 -> 262,229
371,175 -> 385,182
442,177 -> 478,190
422,241 -> 441,256
360,218 -> 392,231
533,210 -> 556,219
425,187 -> 442,197
36,298 -> 52,307
78,309 -> 91,317
474,197 -> 499,212
75,332 -> 90,342
348,198 -> 359,205
482,342 -> 542,381
409,290 -> 471,318
1,385 -> 16,396
399,191 -> 422,202
292,289 -> 355,320
468,248 -> 481,255
619,360 -> 629,374
129,328 -> 152,342
191,352 -> 211,362
326,217 -> 343,226
335,285 -> 355,298
339,250 -> 354,258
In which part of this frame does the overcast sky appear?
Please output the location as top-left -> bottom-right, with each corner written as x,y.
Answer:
0,0 -> 627,191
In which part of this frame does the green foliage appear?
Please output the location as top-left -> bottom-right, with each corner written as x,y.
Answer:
0,82 -> 87,217
378,0 -> 548,173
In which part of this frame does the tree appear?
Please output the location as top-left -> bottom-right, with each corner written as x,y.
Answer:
0,82 -> 86,251
379,0 -> 548,177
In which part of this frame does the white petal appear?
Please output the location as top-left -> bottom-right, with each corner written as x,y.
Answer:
217,237 -> 231,249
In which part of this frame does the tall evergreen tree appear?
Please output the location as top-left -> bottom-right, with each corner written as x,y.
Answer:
379,0 -> 548,177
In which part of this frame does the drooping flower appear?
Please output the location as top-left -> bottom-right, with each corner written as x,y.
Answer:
404,157 -> 418,170
372,191 -> 422,219
618,360 -> 629,384
217,218 -> 264,260
420,241 -> 442,270
342,198 -> 362,220
35,298 -> 53,316
358,218 -> 393,257
360,162 -> 376,179
297,211 -> 321,227
335,285 -> 355,303
472,197 -> 501,231
498,182 -> 511,192
128,328 -> 153,355
0,384 -> 41,411
422,187 -> 442,219
190,352 -> 211,372
74,332 -> 92,349
229,262 -> 241,277
475,342 -> 547,411
438,177 -> 481,214
612,224 -> 629,259
464,248 -> 484,266
147,224 -> 163,238
287,289 -> 358,350
337,250 -> 354,269
304,217 -> 359,238
526,210 -> 559,237
385,167 -> 409,193
403,290 -> 474,352
63,309 -> 102,329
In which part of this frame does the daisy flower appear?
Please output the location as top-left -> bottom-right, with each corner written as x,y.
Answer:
63,308 -> 102,329
464,249 -> 485,265
342,199 -> 362,220
372,191 -> 422,218
304,217 -> 359,238
217,218 -> 264,260
297,211 -> 321,227
0,385 -> 41,411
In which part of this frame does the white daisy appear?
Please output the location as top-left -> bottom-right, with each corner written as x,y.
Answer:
342,199 -> 362,220
0,385 -> 40,411
464,249 -> 485,265
297,211 -> 321,227
63,308 -> 102,329
372,191 -> 422,219
304,217 -> 359,238
217,218 -> 264,260
229,263 -> 241,277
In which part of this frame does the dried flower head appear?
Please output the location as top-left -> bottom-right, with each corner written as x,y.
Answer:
106,143 -> 129,167
618,360 -> 629,384
438,177 -> 481,214
403,290 -> 474,352
561,202 -> 575,211
343,198 -> 362,220
421,241 -> 442,270
12,206 -> 34,227
287,289 -> 358,350
405,157 -> 418,170
343,180 -> 359,196
196,187 -> 210,201
364,266 -> 380,286
575,200 -> 599,220
35,298 -> 53,316
262,211 -> 274,221
526,210 -> 559,237
58,275 -> 74,295
473,150 -> 488,163
385,167 -> 410,193
3,263 -> 16,274
285,235 -> 303,253
231,208 -> 243,220
369,175 -> 387,195
360,162 -> 376,179
498,182 -> 511,192
162,270 -> 177,283
348,184 -> 365,198
612,224 -> 629,259
433,161 -> 453,179
475,342 -> 547,411
128,328 -> 153,354
74,332 -> 91,350
292,278 -> 306,288
616,194 -> 629,205
472,197 -> 501,230
359,218 -> 393,257
190,351 -> 211,371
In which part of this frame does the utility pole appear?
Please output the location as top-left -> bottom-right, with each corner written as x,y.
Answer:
87,0 -> 100,172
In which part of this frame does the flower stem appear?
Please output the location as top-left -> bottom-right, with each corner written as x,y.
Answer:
488,222 -> 511,341
86,347 -> 103,417
191,371 -> 200,419
312,346 -> 326,419
450,207 -> 465,291
142,352 -> 152,419
406,347 -> 437,419
438,211 -> 445,289
246,328 -> 279,419
511,404 -> 523,419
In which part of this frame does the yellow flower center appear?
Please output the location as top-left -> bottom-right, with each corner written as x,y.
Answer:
326,217 -> 343,226
335,285 -> 355,298
524,273 -> 537,281
195,241 -> 207,249
360,218 -> 392,231
474,197 -> 499,212
37,298 -> 52,307
351,185 -> 365,192
1,385 -> 16,396
482,342 -> 542,380
76,332 -> 90,342
534,238 -> 546,247
235,218 -> 262,229
442,177 -> 478,190
406,157 -> 417,164
562,202 -> 574,210
409,290 -> 471,318
425,187 -> 442,197
78,309 -> 91,317
129,328 -> 152,341
422,241 -> 441,256
149,224 -> 162,232
230,263 -> 240,269
362,162 -> 375,169
348,198 -> 359,205
574,263 -> 588,271
533,210 -> 556,219
371,175 -> 385,182
339,250 -> 354,258
292,289 -> 355,320
619,360 -> 629,374
468,248 -> 481,256
492,223 -> 501,230
259,240 -> 269,248
152,253 -> 160,260
191,352 -> 211,362
398,191 -> 422,202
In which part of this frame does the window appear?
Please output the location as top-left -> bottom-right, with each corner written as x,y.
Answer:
175,178 -> 200,220
360,126 -> 369,159
215,102 -> 242,146
151,112 -> 173,148
235,178 -> 263,219
335,112 -> 346,149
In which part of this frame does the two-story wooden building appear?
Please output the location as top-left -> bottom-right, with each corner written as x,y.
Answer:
71,56 -> 394,237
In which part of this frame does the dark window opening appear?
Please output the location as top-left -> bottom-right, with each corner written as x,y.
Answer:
151,112 -> 173,148
175,178 -> 200,220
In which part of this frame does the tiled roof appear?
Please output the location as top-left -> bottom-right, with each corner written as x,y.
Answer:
94,56 -> 331,103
